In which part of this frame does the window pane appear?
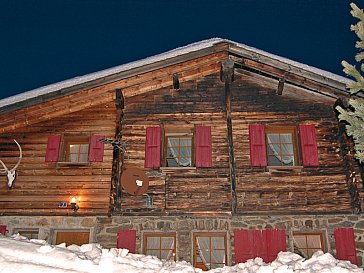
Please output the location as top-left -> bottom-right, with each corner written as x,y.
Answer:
280,134 -> 292,143
167,158 -> 178,167
282,143 -> 293,154
268,155 -> 282,166
146,250 -> 160,257
69,154 -> 78,162
161,250 -> 174,261
179,157 -> 191,167
79,154 -> 88,162
80,144 -> 89,153
69,144 -> 79,153
212,249 -> 226,263
147,237 -> 160,249
307,235 -> 322,248
282,156 -> 294,166
167,149 -> 177,159
167,138 -> 179,147
161,237 -> 174,249
180,138 -> 192,146
307,249 -> 316,257
211,237 -> 225,249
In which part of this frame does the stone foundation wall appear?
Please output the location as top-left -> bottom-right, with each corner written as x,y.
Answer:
1,214 -> 363,267
0,216 -> 98,244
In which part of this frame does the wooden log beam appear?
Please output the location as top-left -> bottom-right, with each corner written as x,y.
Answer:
238,58 -> 346,99
110,88 -> 124,213
221,58 -> 237,214
277,78 -> 285,95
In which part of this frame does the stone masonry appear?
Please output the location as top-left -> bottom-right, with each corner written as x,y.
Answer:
1,214 -> 363,267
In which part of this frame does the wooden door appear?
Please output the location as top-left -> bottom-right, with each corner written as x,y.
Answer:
55,231 -> 90,246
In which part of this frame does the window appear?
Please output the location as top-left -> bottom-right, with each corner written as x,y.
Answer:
16,229 -> 39,240
249,124 -> 319,167
63,136 -> 89,162
293,232 -> 324,258
193,233 -> 227,270
143,233 -> 176,261
164,133 -> 193,167
266,127 -> 298,167
55,230 -> 90,246
144,125 -> 212,168
45,134 -> 104,163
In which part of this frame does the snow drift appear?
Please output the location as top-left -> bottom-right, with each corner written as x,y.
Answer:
0,234 -> 362,273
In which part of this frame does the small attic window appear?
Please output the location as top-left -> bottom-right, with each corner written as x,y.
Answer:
63,136 -> 90,163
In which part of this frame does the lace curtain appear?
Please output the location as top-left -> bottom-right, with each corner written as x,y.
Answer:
266,133 -> 294,165
293,234 -> 322,258
196,236 -> 225,269
146,236 -> 174,261
167,138 -> 191,167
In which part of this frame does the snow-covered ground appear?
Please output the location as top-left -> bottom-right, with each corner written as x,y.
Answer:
0,234 -> 362,273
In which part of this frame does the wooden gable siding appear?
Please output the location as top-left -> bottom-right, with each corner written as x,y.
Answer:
119,74 -> 232,213
230,73 -> 353,214
0,101 -> 115,215
0,51 -> 228,134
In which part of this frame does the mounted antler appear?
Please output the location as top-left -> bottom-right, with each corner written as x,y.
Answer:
0,139 -> 22,188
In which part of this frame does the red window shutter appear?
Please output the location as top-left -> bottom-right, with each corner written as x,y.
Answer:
249,124 -> 267,166
117,230 -> 136,254
334,228 -> 358,265
265,229 -> 286,262
45,135 -> 61,162
299,124 -> 319,166
234,229 -> 256,263
234,229 -> 286,264
0,225 -> 7,235
195,125 -> 212,167
88,135 -> 105,162
254,230 -> 268,261
144,126 -> 161,168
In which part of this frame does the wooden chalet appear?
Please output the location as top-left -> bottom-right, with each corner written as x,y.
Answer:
0,38 -> 363,268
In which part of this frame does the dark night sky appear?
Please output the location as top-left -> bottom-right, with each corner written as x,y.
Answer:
0,0 -> 362,100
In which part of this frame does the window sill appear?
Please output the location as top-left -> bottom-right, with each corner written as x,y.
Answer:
267,166 -> 303,173
160,167 -> 196,173
56,162 -> 90,168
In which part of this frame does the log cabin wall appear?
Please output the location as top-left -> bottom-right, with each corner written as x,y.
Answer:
121,73 -> 232,213
118,54 -> 357,215
0,99 -> 115,215
230,72 -> 354,214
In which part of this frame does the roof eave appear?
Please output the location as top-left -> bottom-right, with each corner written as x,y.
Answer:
0,41 -> 230,115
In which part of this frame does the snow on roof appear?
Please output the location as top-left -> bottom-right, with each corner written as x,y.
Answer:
1,235 -> 363,273
0,38 -> 351,110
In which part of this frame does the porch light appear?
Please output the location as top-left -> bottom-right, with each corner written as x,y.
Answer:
70,197 -> 79,212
